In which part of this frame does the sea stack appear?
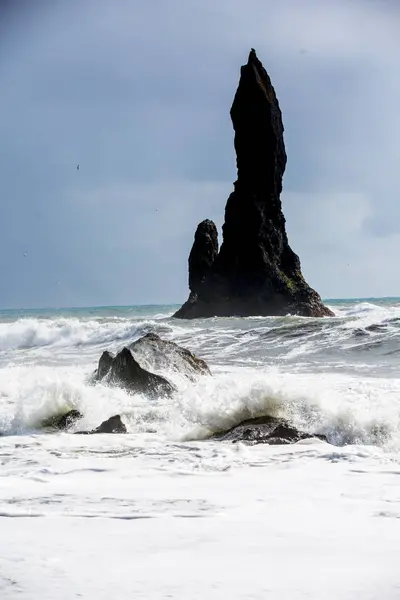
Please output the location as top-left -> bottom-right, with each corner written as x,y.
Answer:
174,49 -> 333,319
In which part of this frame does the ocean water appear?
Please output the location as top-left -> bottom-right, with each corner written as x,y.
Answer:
1,298 -> 400,599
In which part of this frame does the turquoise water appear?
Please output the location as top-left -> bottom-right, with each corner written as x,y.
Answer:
1,297 -> 400,322
0,304 -> 177,322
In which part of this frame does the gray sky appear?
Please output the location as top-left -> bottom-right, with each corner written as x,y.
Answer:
0,0 -> 399,308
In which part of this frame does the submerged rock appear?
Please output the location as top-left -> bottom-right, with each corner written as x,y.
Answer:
42,409 -> 83,431
211,415 -> 328,445
174,49 -> 333,319
95,347 -> 175,397
76,415 -> 127,435
129,332 -> 211,380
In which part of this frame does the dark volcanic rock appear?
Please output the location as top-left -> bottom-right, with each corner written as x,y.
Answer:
97,350 -> 114,380
129,333 -> 211,380
211,415 -> 328,445
188,220 -> 219,296
174,49 -> 333,319
76,414 -> 127,435
95,347 -> 175,397
42,409 -> 83,431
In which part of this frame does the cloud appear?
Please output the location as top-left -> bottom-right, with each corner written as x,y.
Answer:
0,0 -> 399,307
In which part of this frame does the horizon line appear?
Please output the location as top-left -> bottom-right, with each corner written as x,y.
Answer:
1,296 -> 399,312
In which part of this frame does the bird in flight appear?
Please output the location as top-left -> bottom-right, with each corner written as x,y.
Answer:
77,164 -> 80,171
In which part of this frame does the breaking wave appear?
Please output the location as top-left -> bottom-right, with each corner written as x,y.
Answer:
1,362 -> 400,451
0,317 -> 173,352
1,299 -> 400,453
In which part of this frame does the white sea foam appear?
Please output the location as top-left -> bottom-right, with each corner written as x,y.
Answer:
1,356 -> 400,452
0,316 -> 173,352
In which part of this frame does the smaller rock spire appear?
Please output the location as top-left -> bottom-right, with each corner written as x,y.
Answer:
188,219 -> 218,295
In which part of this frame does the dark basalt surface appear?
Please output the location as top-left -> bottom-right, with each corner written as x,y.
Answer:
95,347 -> 175,397
76,415 -> 127,435
93,333 -> 211,395
174,49 -> 333,319
187,219 -> 219,296
129,332 -> 211,380
40,410 -> 127,434
41,409 -> 83,431
211,415 -> 328,445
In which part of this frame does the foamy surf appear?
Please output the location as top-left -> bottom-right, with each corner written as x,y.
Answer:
1,300 -> 400,599
1,354 -> 399,452
0,316 -> 174,353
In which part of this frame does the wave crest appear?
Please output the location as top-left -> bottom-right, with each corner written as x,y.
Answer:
0,317 -> 172,352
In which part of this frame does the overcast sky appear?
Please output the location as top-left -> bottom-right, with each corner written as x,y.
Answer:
0,0 -> 399,308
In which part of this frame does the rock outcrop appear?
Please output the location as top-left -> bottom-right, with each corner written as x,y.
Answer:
129,332 -> 211,380
41,409 -> 83,431
211,415 -> 328,445
174,49 -> 333,319
95,347 -> 175,397
76,415 -> 127,435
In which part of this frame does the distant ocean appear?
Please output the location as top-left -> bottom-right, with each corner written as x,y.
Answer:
1,298 -> 400,598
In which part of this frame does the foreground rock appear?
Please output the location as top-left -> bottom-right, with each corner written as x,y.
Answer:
174,49 -> 333,319
95,347 -> 175,397
211,415 -> 328,445
76,415 -> 127,435
129,333 -> 211,380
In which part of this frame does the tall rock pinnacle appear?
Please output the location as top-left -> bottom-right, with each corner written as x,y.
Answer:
174,49 -> 333,319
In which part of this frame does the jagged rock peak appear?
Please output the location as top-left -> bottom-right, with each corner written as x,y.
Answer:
230,47 -> 286,195
174,49 -> 333,319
